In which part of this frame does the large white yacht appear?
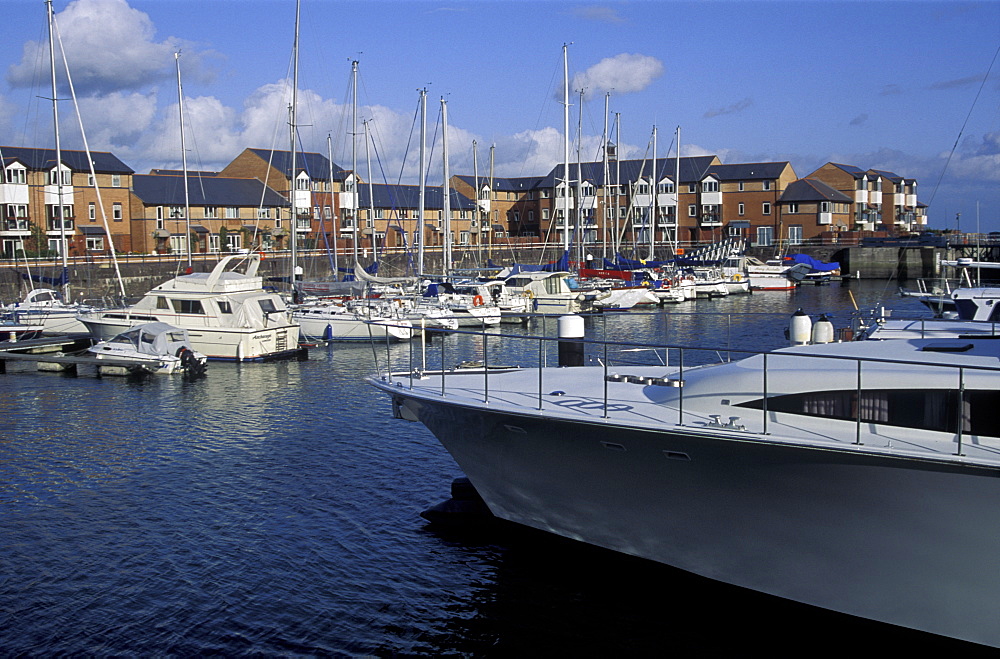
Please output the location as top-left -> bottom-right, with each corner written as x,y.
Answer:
371,327 -> 1000,647
78,254 -> 300,361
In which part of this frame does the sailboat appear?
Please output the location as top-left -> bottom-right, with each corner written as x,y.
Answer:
4,1 -> 105,336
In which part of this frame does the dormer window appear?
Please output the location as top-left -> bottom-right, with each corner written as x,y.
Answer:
5,166 -> 26,184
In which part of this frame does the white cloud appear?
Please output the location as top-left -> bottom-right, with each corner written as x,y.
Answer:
569,54 -> 664,100
7,0 -> 209,96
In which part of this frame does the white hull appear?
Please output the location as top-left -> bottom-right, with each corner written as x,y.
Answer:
374,335 -> 1000,647
412,399 -> 998,646
294,311 -> 412,342
80,315 -> 298,361
747,272 -> 797,290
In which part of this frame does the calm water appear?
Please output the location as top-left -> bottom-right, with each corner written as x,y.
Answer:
0,282 -> 979,655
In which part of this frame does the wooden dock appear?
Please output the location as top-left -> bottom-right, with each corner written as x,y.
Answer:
0,335 -> 163,376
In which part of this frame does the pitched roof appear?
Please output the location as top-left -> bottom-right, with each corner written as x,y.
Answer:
828,162 -> 870,178
246,148 -> 349,181
779,178 -> 853,203
358,183 -> 475,211
707,162 -> 792,181
0,146 -> 133,173
454,174 -> 546,192
131,174 -> 287,206
539,155 -> 719,187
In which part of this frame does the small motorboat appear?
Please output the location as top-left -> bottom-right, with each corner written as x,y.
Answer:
87,322 -> 207,377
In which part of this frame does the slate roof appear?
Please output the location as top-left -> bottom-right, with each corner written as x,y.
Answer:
706,162 -> 791,181
132,175 -> 287,207
828,162 -> 871,178
0,146 -> 133,173
539,155 -> 719,188
779,178 -> 853,203
247,148 -> 349,182
357,183 -> 475,211
454,174 -> 546,193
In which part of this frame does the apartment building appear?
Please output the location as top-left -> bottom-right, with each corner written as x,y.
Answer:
130,173 -> 289,254
219,148 -> 345,248
1,146 -> 134,258
776,178 -> 854,244
807,162 -> 927,233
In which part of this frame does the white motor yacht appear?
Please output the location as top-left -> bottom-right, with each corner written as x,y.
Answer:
77,254 -> 300,361
371,327 -> 1000,648
293,298 -> 413,342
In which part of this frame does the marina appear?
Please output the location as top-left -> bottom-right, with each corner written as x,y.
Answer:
0,281 -> 988,653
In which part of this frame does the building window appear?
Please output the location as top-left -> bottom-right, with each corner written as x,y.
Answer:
49,169 -> 71,185
702,180 -> 719,193
4,167 -> 26,184
89,203 -> 96,220
257,207 -> 271,219
738,203 -> 745,216
225,207 -> 238,219
86,236 -> 105,251
204,206 -> 217,218
687,183 -> 697,193
757,226 -> 773,246
820,201 -> 831,213
762,180 -> 772,191
542,209 -> 550,221
112,174 -> 121,188
738,181 -> 745,192
762,203 -> 771,215
788,225 -> 803,245
688,204 -> 697,217
113,203 -> 122,221
169,206 -> 184,219
787,203 -> 799,214
459,231 -> 470,244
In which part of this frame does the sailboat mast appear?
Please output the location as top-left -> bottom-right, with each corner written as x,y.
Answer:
46,0 -> 68,301
327,133 -> 339,279
576,88 -> 584,268
649,125 -> 656,261
289,0 -> 300,293
602,92 -> 609,261
417,88 -> 427,276
364,119 -> 378,265
175,52 -> 192,268
674,125 -> 681,257
488,144 -> 495,260
473,140 -> 479,263
441,97 -> 452,275
614,112 -> 621,258
561,44 -> 570,256
351,60 -> 359,270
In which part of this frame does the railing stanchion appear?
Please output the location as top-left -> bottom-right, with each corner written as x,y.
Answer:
956,367 -> 966,456
762,352 -> 768,435
603,338 -> 609,419
855,359 -> 863,445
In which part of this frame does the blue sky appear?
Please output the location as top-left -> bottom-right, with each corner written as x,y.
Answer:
2,0 -> 998,230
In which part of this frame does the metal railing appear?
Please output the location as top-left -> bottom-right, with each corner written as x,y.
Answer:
374,315 -> 1000,459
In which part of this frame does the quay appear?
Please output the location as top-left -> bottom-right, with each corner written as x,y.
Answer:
3,235 -> 998,304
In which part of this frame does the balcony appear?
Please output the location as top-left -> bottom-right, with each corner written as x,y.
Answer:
700,215 -> 723,227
